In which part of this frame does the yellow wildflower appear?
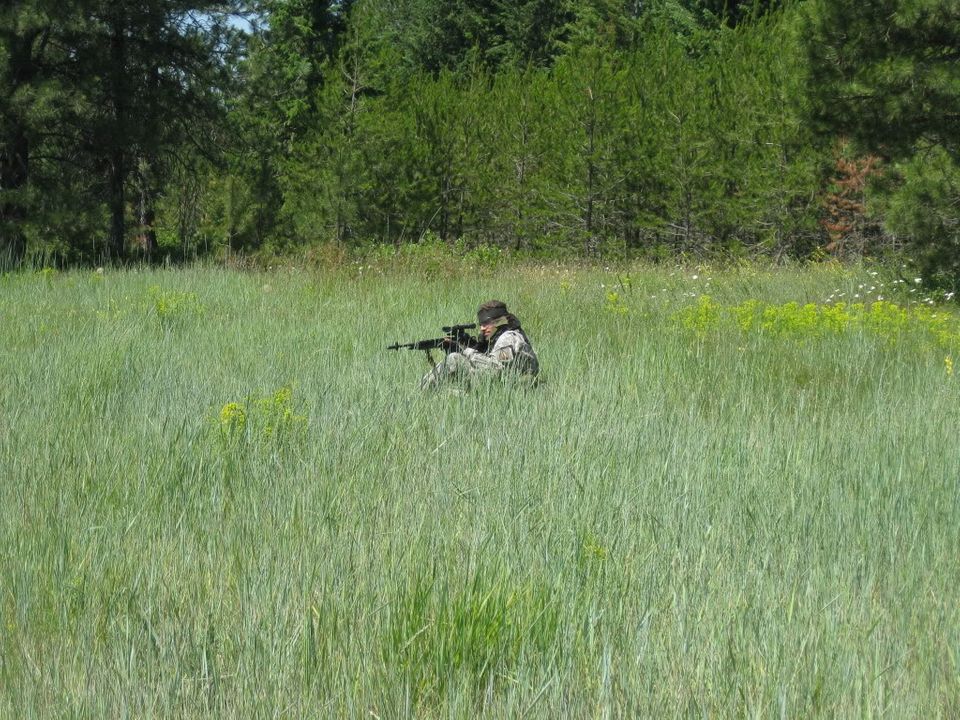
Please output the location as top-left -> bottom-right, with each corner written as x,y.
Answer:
220,402 -> 247,430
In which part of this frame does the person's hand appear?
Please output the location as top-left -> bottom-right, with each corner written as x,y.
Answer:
441,335 -> 457,350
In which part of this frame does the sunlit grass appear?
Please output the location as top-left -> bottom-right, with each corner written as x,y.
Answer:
1,262 -> 958,717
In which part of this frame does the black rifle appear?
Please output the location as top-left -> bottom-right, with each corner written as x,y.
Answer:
387,323 -> 482,365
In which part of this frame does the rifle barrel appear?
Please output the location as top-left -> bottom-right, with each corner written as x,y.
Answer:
386,337 -> 444,351
387,322 -> 476,352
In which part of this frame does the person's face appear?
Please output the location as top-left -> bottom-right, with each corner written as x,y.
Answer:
480,320 -> 496,338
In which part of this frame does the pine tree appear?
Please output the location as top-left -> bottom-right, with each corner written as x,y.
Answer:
1,0 -> 241,265
806,0 -> 960,286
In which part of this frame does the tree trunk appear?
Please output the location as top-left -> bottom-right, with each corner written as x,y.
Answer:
135,158 -> 158,258
106,7 -> 128,262
108,153 -> 126,261
0,130 -> 29,268
0,30 -> 39,268
136,186 -> 158,258
584,93 -> 597,255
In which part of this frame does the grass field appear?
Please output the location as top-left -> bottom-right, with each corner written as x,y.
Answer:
1,262 -> 958,717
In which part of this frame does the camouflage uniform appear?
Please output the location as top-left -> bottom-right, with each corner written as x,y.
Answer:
420,302 -> 539,390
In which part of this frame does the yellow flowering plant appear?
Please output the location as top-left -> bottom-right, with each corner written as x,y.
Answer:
215,386 -> 307,448
672,296 -> 960,350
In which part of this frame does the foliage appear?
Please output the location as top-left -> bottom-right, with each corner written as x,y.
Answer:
0,0 -> 241,266
819,144 -> 884,258
804,0 -> 960,287
217,385 -> 308,446
882,147 -> 960,290
149,284 -> 205,327
804,0 -> 960,162
2,0 -> 957,277
671,295 -> 960,352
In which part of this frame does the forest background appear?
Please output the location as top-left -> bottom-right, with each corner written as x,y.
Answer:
2,0 -> 959,288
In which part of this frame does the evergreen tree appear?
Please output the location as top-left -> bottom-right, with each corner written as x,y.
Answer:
358,0 -> 575,75
686,0 -> 785,28
550,47 -> 630,253
484,68 -> 556,249
218,0 -> 354,251
0,1 -> 79,266
806,0 -> 960,286
279,0 -> 384,245
1,0 -> 241,265
806,0 -> 960,162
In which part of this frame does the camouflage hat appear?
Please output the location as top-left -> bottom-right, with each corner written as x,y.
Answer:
477,300 -> 508,324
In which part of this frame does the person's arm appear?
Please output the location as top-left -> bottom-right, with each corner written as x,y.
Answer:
463,331 -> 526,371
461,345 -> 504,371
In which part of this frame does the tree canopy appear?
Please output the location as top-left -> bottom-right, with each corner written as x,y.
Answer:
806,0 -> 960,287
0,0 -> 957,287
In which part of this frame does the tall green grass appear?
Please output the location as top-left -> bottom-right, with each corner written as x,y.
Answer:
1,264 -> 958,717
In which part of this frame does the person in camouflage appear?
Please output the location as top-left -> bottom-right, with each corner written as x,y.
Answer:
420,300 -> 539,389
